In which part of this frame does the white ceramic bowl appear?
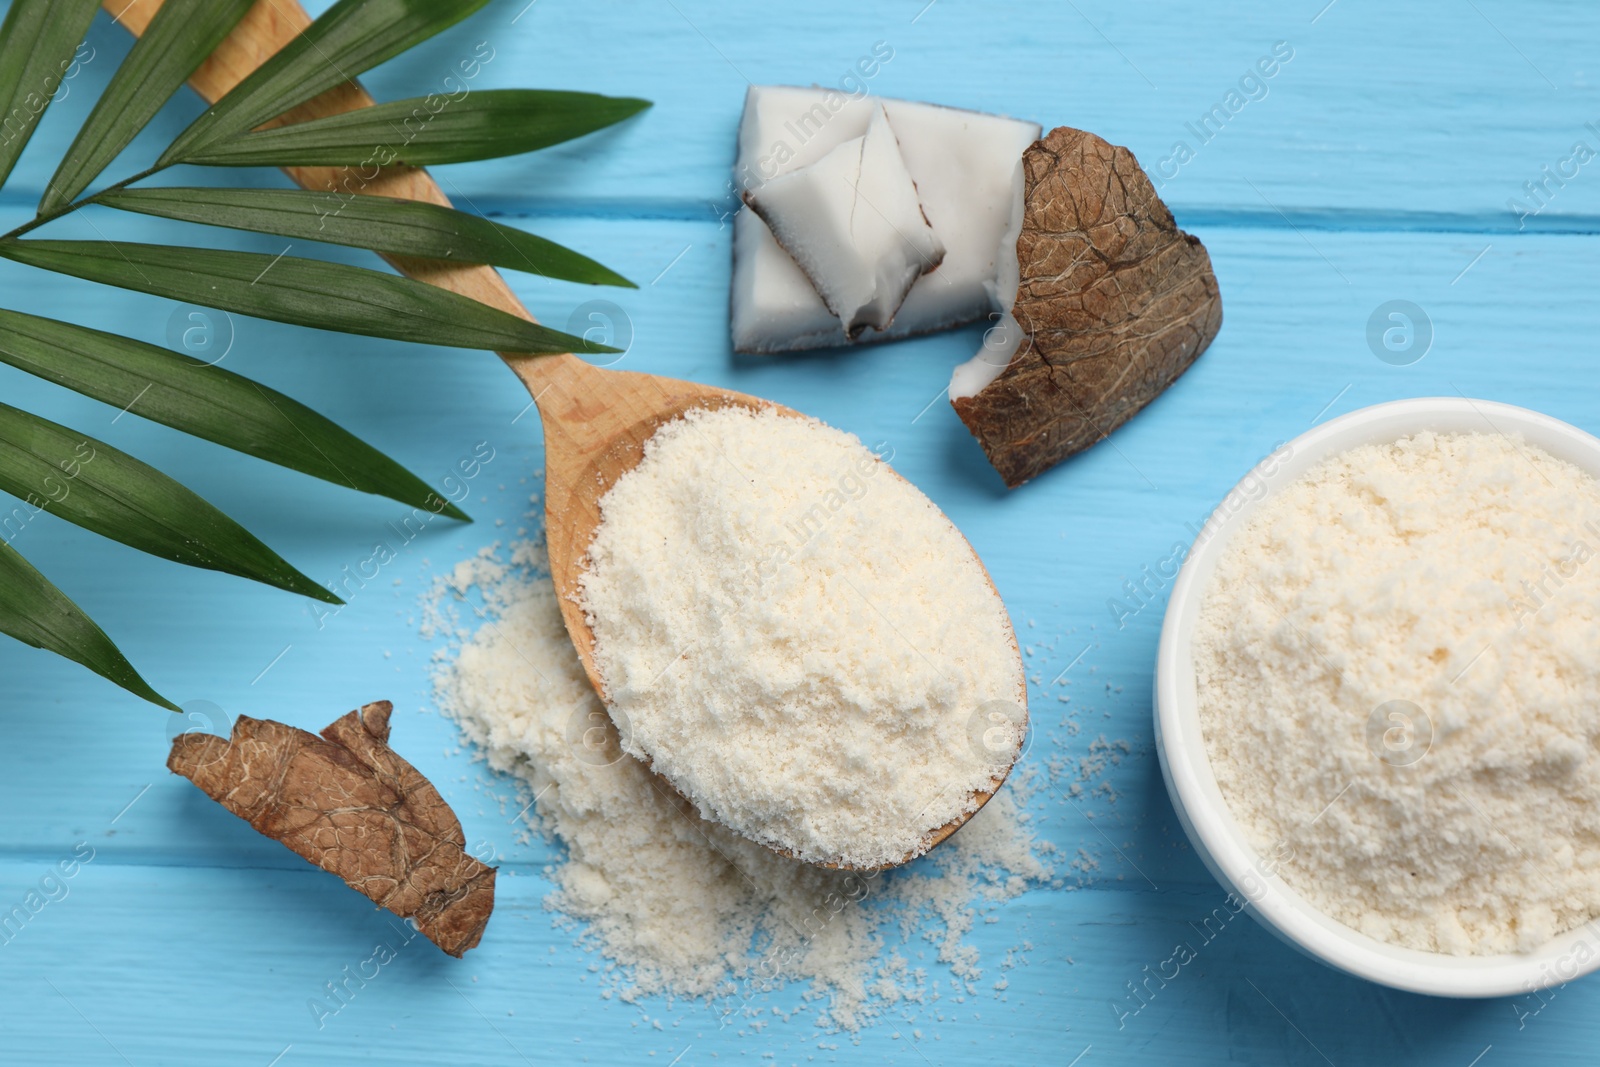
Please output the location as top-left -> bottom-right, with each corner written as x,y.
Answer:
1155,397 -> 1600,997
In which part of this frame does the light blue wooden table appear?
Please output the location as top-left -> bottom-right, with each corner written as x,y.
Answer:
1,0 -> 1595,1062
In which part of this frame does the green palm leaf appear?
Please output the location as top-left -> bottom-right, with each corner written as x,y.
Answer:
40,0 -> 257,213
0,402 -> 338,604
0,0 -> 653,706
0,239 -> 613,354
0,0 -> 100,191
0,308 -> 468,520
159,0 -> 491,166
174,90 -> 652,167
95,187 -> 635,287
0,539 -> 178,710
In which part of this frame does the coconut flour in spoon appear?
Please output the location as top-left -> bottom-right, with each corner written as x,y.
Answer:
577,406 -> 1025,869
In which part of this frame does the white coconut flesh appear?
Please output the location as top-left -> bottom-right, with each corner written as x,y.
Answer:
948,156 -> 1029,401
743,105 -> 945,337
731,86 -> 1040,355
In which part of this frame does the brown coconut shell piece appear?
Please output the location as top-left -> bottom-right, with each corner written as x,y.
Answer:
168,700 -> 495,957
952,125 -> 1222,487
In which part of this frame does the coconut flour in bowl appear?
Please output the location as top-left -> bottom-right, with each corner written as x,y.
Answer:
1194,429 -> 1600,955
578,405 -> 1026,869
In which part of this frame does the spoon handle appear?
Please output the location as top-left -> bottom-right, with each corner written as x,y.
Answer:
104,0 -> 573,399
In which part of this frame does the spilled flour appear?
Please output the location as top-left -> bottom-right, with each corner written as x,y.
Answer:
426,536 -> 1052,1030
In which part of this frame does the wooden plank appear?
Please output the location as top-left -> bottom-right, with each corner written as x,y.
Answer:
0,861 -> 1585,1063
0,0 -> 1590,223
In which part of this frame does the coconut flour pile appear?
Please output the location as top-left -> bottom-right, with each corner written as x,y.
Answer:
578,406 -> 1026,868
427,537 -> 1051,1030
1196,430 -> 1600,955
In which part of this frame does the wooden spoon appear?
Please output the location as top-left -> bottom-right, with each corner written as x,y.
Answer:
111,0 -> 1025,869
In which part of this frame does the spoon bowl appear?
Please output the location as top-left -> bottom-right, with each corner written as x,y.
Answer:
509,354 -> 1027,871
503,354 -> 782,698
128,0 -> 1027,870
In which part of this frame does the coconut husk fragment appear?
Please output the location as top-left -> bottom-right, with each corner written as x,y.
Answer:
953,125 -> 1222,487
168,700 -> 495,957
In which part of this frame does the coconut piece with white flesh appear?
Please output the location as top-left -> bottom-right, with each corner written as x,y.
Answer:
949,126 -> 1222,488
743,105 -> 944,337
731,86 -> 1040,353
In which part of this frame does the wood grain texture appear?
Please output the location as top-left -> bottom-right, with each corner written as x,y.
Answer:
50,0 -> 1600,222
2,0 -> 1599,1064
